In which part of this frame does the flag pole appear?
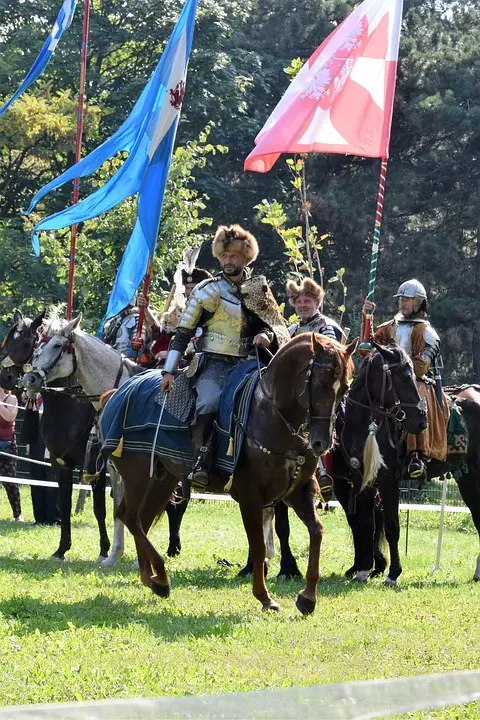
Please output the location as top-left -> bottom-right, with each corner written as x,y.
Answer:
359,158 -> 388,356
132,256 -> 154,363
67,0 -> 91,320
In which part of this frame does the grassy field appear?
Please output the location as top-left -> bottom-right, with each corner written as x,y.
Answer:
0,487 -> 478,717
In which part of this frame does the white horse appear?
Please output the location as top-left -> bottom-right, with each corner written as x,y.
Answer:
23,314 -> 139,567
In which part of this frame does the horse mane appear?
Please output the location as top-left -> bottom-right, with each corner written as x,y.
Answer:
43,306 -> 68,335
279,333 -> 354,381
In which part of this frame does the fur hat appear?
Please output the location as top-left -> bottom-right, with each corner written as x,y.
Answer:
286,278 -> 324,307
212,224 -> 259,266
181,267 -> 212,285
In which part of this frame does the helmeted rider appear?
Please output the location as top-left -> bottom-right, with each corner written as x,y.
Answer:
287,277 -> 345,343
102,297 -> 148,362
287,276 -> 345,500
363,279 -> 450,479
160,224 -> 274,487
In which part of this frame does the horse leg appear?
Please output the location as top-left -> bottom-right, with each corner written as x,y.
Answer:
101,463 -> 125,568
334,477 -> 376,580
237,482 -> 280,612
115,455 -> 176,597
379,478 -> 402,585
165,486 -> 190,557
51,464 -> 72,560
287,478 -> 322,616
455,470 -> 480,581
275,501 -> 302,579
92,469 -> 110,561
371,503 -> 387,578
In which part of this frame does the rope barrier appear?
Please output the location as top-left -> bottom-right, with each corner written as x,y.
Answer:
0,669 -> 479,719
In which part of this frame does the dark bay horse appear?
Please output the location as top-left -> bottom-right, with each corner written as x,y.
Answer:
21,314 -> 188,563
261,342 -> 428,584
335,366 -> 480,584
0,311 -> 111,560
98,333 -> 356,614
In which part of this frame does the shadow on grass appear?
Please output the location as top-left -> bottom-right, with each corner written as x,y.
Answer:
0,592 -> 245,641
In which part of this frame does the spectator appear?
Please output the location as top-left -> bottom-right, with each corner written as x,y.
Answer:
0,386 -> 22,521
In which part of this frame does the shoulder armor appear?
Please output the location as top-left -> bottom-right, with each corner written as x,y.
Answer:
423,324 -> 440,346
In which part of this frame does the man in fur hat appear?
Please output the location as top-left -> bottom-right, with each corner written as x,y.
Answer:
287,277 -> 345,343
287,276 -> 345,500
160,224 -> 273,486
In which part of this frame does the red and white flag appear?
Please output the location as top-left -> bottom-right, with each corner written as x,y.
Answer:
245,0 -> 403,173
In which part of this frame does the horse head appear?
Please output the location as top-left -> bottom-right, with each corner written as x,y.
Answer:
0,310 -> 45,390
23,315 -> 82,392
345,341 -> 428,489
265,332 -> 356,456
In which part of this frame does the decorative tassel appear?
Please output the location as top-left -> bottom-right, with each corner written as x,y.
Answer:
83,472 -> 99,484
112,436 -> 124,458
224,475 -> 233,492
227,436 -> 234,456
56,457 -> 66,466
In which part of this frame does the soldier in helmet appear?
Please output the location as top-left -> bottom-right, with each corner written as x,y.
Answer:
363,279 -> 450,479
160,224 -> 275,487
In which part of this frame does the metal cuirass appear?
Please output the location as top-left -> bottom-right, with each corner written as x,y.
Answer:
178,276 -> 254,357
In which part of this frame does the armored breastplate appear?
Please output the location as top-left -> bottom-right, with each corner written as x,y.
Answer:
394,321 -> 414,355
180,276 -> 254,357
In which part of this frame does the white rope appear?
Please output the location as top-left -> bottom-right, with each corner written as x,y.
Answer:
0,450 -> 51,467
0,670 -> 479,719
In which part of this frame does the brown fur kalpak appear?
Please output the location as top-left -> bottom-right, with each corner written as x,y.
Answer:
286,277 -> 324,307
212,224 -> 259,265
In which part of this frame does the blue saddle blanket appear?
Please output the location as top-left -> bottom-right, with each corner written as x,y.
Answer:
100,361 -> 261,474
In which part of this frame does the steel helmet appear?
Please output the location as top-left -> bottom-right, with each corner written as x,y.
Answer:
393,279 -> 427,300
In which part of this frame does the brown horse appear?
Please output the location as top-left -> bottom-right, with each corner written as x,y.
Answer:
102,333 -> 356,614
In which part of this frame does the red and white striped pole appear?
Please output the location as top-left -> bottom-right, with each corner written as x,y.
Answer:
359,158 -> 388,357
67,0 -> 91,320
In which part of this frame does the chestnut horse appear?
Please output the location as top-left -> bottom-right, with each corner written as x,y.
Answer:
98,333 -> 356,614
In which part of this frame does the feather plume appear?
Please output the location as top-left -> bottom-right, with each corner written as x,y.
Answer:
182,247 -> 200,274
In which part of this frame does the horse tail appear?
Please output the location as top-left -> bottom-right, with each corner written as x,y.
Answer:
100,388 -> 117,409
361,432 -> 385,491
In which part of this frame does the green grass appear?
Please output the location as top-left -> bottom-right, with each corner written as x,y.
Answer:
0,488 -> 478,717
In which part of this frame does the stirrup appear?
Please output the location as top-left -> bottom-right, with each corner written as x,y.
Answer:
318,473 -> 333,503
407,455 -> 426,479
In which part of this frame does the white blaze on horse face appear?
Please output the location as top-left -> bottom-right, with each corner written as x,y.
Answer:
330,379 -> 341,436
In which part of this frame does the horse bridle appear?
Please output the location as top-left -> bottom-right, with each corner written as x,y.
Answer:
251,338 -> 342,443
346,349 -> 423,424
27,334 -> 126,396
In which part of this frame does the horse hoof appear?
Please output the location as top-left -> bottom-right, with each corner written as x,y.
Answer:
344,566 -> 356,578
296,594 -> 316,616
262,601 -> 281,612
237,566 -> 252,577
369,569 -> 385,579
167,546 -> 181,558
50,553 -> 66,562
100,553 -> 122,568
352,570 -> 369,583
277,571 -> 302,581
151,581 -> 171,598
383,576 -> 398,587
97,554 -> 109,564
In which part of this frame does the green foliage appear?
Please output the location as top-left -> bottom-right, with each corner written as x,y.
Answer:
0,0 -> 479,377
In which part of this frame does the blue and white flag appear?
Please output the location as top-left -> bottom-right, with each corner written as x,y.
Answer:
0,0 -> 78,118
25,0 -> 199,328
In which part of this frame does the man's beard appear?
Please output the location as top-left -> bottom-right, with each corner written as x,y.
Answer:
223,264 -> 243,277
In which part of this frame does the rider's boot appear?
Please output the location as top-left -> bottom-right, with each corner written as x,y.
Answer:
189,413 -> 216,488
407,452 -> 427,480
